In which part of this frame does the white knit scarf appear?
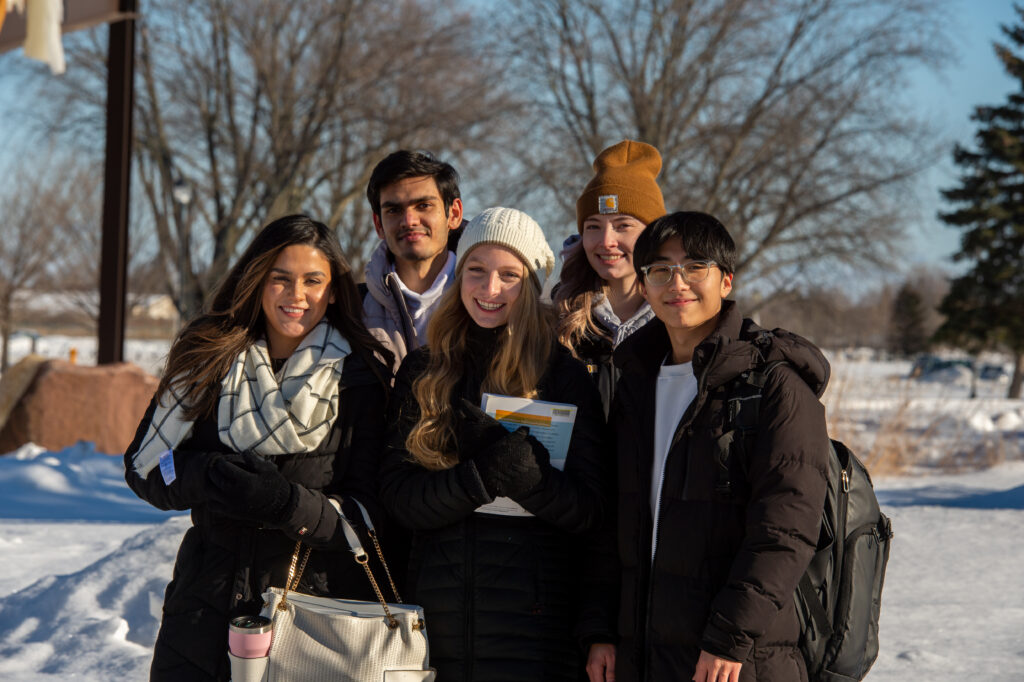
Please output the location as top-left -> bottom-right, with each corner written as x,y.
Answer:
131,320 -> 350,478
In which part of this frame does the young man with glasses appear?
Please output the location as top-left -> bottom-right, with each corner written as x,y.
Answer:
594,211 -> 831,682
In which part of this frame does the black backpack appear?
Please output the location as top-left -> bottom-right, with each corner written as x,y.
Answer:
718,360 -> 893,682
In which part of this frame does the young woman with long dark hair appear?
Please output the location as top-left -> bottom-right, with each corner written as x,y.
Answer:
380,207 -> 610,681
124,214 -> 392,681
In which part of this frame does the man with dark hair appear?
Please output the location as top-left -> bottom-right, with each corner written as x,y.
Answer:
362,150 -> 464,368
596,211 -> 830,682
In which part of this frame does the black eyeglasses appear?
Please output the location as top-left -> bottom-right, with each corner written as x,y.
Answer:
640,260 -> 718,286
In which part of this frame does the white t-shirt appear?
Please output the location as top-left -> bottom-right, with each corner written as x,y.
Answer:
651,358 -> 698,561
392,251 -> 456,341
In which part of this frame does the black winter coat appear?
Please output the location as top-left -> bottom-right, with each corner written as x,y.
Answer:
379,324 -> 611,682
124,351 -> 389,682
609,300 -> 830,682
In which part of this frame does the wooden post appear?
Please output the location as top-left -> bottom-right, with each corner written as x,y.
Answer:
97,0 -> 137,364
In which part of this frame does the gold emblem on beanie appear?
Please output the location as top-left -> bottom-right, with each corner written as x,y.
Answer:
598,194 -> 619,214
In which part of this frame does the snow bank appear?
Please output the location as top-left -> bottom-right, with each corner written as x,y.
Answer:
0,517 -> 187,681
0,443 -> 180,522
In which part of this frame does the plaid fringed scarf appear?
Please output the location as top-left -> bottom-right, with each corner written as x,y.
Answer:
132,320 -> 350,478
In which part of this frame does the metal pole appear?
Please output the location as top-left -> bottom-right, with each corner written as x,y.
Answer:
97,0 -> 137,364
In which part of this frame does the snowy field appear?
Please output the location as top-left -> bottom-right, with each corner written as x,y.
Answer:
0,336 -> 1022,680
4,331 -> 170,377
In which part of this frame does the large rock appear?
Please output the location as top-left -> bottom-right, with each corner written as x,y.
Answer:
0,357 -> 158,455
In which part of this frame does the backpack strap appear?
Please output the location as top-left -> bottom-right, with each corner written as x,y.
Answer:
714,360 -> 790,497
797,572 -> 833,644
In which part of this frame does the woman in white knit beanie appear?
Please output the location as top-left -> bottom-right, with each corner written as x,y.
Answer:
379,207 -> 611,681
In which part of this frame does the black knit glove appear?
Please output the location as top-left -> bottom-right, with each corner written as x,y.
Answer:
207,451 -> 296,525
165,450 -> 241,508
472,426 -> 549,500
455,398 -> 513,454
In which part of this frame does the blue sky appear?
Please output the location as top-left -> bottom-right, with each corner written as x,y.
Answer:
908,0 -> 1020,269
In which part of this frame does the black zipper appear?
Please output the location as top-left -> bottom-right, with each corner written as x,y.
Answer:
831,520 -> 877,624
643,434 -> 698,681
832,467 -> 850,619
641,343 -> 719,681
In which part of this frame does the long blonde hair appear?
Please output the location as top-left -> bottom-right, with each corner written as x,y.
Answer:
553,240 -> 608,356
406,262 -> 555,470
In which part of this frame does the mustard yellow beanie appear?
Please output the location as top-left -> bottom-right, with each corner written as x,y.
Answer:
575,140 -> 666,233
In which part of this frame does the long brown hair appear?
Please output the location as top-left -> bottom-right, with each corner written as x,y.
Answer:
406,260 -> 555,470
553,240 -> 608,356
157,214 -> 393,420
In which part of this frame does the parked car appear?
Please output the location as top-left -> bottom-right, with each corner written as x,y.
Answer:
909,354 -> 974,380
978,363 -> 1009,382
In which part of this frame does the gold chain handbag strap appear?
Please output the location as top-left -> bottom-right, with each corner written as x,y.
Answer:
275,498 -> 404,628
333,497 -> 403,604
277,540 -> 312,611
331,497 -> 403,628
366,526 -> 402,604
354,552 -> 399,628
347,497 -> 403,604
277,536 -> 399,629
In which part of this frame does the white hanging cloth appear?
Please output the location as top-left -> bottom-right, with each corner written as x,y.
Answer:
8,0 -> 66,75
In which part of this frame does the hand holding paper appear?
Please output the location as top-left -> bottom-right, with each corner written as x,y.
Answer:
456,398 -> 515,454
472,394 -> 577,516
471,427 -> 545,499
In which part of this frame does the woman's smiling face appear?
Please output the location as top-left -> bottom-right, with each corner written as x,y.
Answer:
581,213 -> 645,284
261,244 -> 334,357
460,244 -> 526,328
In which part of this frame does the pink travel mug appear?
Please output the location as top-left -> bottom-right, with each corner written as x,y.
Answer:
228,615 -> 273,658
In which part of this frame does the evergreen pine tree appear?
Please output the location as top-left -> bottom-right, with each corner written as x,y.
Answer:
936,6 -> 1024,399
890,283 -> 929,358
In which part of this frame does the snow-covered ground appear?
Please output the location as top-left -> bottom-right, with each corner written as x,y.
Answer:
0,340 -> 1021,680
1,444 -> 1022,680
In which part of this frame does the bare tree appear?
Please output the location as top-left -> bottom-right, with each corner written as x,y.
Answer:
0,168 -> 65,370
47,0 -> 517,320
490,0 -> 952,308
42,163 -> 104,325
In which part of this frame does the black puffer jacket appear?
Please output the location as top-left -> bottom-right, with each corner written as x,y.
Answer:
124,351 -> 389,682
610,300 -> 830,682
379,323 -> 610,682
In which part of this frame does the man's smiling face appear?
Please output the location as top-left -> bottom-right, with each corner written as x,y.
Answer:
641,236 -> 733,336
373,175 -> 462,265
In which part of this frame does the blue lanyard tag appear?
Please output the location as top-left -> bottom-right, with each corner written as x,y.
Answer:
158,450 -> 176,485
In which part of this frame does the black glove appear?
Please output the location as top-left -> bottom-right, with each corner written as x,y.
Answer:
471,426 -> 549,500
166,450 -> 245,508
455,398 -> 513,454
207,451 -> 295,524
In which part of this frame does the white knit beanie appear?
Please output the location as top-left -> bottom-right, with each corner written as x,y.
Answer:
456,207 -> 556,287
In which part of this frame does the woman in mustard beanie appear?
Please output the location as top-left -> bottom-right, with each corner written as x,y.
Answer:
379,207 -> 610,681
553,140 -> 667,417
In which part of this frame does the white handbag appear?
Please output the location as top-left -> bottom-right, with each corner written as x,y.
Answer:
238,499 -> 434,682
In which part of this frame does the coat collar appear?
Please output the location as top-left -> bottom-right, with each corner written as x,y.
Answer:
615,300 -> 756,389
614,299 -> 830,395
